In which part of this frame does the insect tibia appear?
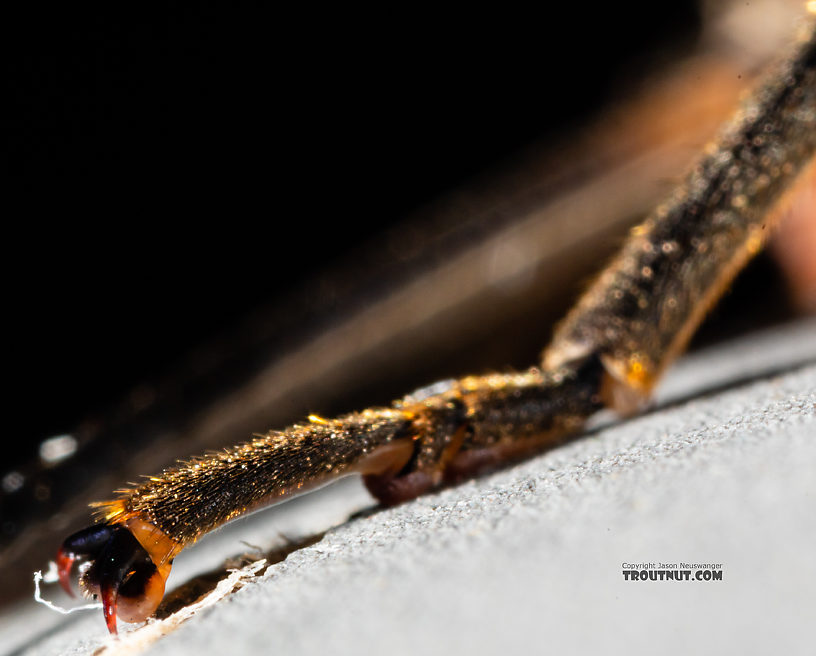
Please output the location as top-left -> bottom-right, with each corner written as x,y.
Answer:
543,22 -> 816,409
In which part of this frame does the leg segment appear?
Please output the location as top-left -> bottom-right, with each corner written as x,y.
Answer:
57,20 -> 816,636
544,24 -> 816,412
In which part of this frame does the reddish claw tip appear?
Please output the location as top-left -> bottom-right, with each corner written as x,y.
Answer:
101,584 -> 119,635
56,547 -> 76,598
56,525 -> 116,600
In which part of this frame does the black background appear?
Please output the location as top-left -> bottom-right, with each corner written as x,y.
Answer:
5,6 -> 701,470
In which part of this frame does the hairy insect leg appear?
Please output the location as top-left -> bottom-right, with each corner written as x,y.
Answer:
54,21 -> 816,638
544,24 -> 816,412
366,354 -> 607,501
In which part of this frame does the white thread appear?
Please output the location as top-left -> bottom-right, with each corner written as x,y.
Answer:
33,563 -> 102,614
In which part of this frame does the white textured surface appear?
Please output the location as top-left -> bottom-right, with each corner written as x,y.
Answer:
4,319 -> 816,656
